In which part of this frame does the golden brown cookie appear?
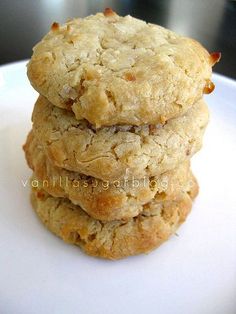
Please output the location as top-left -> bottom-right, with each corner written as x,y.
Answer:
24,131 -> 194,221
32,96 -> 209,181
27,10 -> 219,127
30,176 -> 198,259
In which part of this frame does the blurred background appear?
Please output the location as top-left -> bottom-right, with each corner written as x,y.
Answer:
0,0 -> 235,78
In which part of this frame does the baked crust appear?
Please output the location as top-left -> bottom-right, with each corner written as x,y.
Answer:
32,96 -> 209,181
30,177 -> 198,259
27,11 -> 215,127
24,131 -> 194,221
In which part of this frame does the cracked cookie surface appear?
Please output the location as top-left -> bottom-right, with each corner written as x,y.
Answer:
24,131 -> 193,221
32,96 -> 209,181
30,176 -> 198,259
27,11 -> 216,127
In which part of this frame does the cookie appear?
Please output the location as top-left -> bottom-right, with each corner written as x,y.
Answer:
30,176 -> 198,259
32,96 -> 209,181
24,131 -> 193,221
27,10 -> 219,127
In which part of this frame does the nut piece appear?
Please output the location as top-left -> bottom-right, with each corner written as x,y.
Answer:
51,22 -> 60,31
124,72 -> 136,81
103,8 -> 116,17
203,79 -> 215,94
210,52 -> 221,66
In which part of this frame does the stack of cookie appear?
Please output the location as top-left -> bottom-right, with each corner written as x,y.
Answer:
23,9 -> 220,259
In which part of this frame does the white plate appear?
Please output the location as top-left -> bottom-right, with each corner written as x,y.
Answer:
0,61 -> 236,314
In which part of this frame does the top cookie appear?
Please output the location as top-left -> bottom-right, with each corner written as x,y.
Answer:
27,9 -> 219,127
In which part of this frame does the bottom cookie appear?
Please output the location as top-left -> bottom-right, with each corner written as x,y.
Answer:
30,178 -> 198,260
